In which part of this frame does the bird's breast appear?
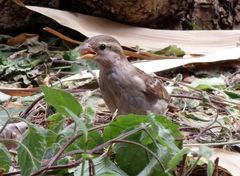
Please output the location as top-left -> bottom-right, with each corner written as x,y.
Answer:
99,68 -> 123,112
98,67 -> 147,114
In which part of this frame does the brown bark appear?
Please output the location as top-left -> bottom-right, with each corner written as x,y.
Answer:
0,0 -> 239,34
74,0 -> 186,26
189,0 -> 237,29
0,0 -> 59,34
62,0 -> 238,29
234,0 -> 240,29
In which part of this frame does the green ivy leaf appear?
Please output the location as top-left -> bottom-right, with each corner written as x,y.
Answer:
167,148 -> 190,172
114,133 -> 149,175
42,86 -> 82,116
155,116 -> 181,133
75,131 -> 103,150
104,114 -> 183,175
75,155 -> 127,176
198,146 -> 213,159
207,160 -> 215,176
0,143 -> 12,172
103,114 -> 182,150
140,115 -> 182,148
82,106 -> 96,126
64,107 -> 88,142
224,90 -> 240,99
45,129 -> 58,147
43,143 -> 61,160
47,113 -> 64,133
103,114 -> 148,141
138,144 -> 170,176
17,123 -> 47,176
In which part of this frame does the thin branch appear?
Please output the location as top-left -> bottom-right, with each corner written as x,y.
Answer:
158,76 -> 240,107
195,125 -> 232,143
193,111 -> 219,142
19,95 -> 44,119
81,159 -> 86,176
171,94 -> 235,107
213,157 -> 219,176
184,140 -> 240,147
179,154 -> 187,176
3,170 -> 21,176
61,149 -> 85,158
0,105 -> 11,134
89,158 -> 95,176
142,128 -> 158,148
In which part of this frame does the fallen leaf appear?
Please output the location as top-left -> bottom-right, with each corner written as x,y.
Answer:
0,92 -> 11,103
4,101 -> 24,109
191,77 -> 226,90
26,5 -> 240,54
7,33 -> 39,46
61,47 -> 240,82
0,87 -> 40,96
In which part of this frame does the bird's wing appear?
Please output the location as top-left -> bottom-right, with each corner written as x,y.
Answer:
135,67 -> 170,102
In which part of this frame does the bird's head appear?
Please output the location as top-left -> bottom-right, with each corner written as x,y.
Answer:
79,35 -> 125,67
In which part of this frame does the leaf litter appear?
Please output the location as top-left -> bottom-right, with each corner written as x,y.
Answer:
1,31 -> 239,175
1,39 -> 237,175
1,5 -> 240,176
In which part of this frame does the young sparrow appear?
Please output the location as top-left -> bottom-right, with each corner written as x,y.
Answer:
79,35 -> 170,115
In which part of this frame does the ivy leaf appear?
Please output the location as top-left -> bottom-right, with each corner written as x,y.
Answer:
198,146 -> 213,159
64,107 -> 88,142
167,148 -> 190,172
207,160 -> 215,176
81,106 -> 96,126
114,133 -> 150,175
17,123 -> 47,176
47,113 -> 64,133
103,114 -> 148,141
138,144 -> 171,176
0,143 -> 12,173
75,131 -> 103,150
224,90 -> 240,99
75,155 -> 127,176
42,86 -> 82,116
149,116 -> 180,152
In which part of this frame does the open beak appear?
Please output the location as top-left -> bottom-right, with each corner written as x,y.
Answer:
79,45 -> 96,59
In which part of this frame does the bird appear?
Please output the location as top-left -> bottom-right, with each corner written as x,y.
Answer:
79,35 -> 170,115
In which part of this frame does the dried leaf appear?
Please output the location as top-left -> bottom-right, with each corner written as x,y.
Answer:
7,33 -> 39,46
0,87 -> 40,96
61,47 -> 240,82
26,5 -> 240,54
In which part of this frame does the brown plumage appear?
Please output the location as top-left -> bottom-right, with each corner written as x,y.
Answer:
79,35 -> 170,115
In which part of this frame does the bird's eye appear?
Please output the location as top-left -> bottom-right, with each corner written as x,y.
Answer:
99,44 -> 106,50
